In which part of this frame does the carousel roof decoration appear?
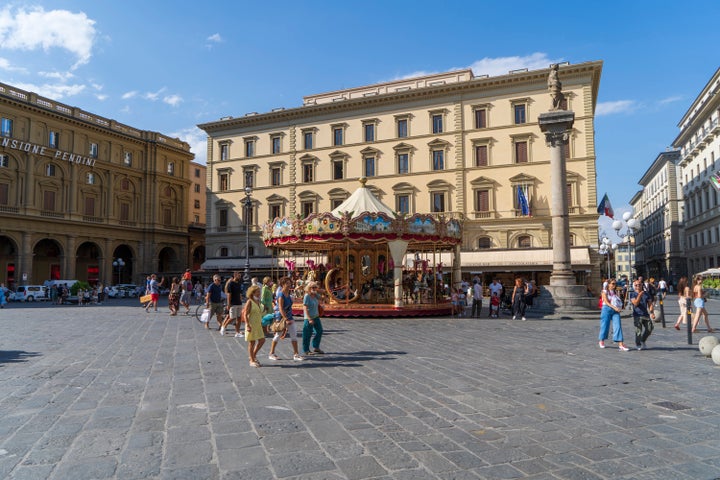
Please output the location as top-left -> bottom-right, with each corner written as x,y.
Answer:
262,177 -> 463,250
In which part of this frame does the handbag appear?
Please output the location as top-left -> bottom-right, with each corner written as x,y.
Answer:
270,316 -> 287,333
199,308 -> 211,323
140,294 -> 152,303
597,296 -> 603,310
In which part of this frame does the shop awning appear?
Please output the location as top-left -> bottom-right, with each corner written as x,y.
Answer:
458,247 -> 592,271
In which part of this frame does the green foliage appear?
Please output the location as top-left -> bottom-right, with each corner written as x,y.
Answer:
702,278 -> 720,289
70,281 -> 89,295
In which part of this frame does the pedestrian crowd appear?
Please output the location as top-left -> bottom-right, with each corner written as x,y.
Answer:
599,274 -> 714,352
183,271 -> 326,368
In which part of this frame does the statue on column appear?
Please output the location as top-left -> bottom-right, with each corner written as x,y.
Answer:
548,64 -> 565,111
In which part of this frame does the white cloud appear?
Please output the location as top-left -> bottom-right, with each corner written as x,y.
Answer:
658,95 -> 683,106
467,52 -> 561,77
122,91 -> 138,100
38,70 -> 75,81
0,56 -> 26,72
207,33 -> 222,43
388,53 -> 562,82
596,100 -> 636,116
95,93 -> 108,101
170,126 -> 207,165
143,88 -> 166,101
0,6 -> 97,69
10,81 -> 86,99
163,94 -> 183,107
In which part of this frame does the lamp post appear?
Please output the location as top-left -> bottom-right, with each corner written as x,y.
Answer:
243,186 -> 253,297
613,211 -> 639,280
598,236 -> 617,279
112,258 -> 125,284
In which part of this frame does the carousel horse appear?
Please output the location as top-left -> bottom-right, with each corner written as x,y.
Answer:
324,268 -> 361,304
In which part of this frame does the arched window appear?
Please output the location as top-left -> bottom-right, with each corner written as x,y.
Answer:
478,237 -> 491,249
517,235 -> 531,248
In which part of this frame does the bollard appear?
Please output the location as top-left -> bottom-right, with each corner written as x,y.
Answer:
658,292 -> 665,328
686,296 -> 693,345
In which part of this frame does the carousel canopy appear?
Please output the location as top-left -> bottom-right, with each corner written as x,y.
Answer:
331,178 -> 395,219
263,177 -> 463,250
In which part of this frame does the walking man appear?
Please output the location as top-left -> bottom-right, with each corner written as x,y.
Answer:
204,274 -> 225,331
629,279 -> 654,350
221,271 -> 244,337
471,279 -> 483,318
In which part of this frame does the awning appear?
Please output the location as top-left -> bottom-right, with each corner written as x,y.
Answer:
201,257 -> 278,270
201,256 -> 329,271
458,247 -> 592,271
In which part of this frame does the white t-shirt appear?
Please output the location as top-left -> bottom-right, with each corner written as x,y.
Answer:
489,282 -> 503,297
473,283 -> 483,300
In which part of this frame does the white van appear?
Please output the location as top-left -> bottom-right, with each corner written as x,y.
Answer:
15,285 -> 49,302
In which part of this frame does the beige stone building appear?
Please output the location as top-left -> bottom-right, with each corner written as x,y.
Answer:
0,82 -> 204,287
632,149 -> 686,283
198,61 -> 603,286
188,161 -> 207,271
672,66 -> 720,275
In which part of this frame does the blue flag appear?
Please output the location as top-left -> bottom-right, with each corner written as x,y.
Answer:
517,186 -> 530,216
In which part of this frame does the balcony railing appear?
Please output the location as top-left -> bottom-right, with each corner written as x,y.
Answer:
0,205 -> 19,214
40,210 -> 64,218
82,215 -> 104,223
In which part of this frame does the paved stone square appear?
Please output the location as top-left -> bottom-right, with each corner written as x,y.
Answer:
0,296 -> 719,479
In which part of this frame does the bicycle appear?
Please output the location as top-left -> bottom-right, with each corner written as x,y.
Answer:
193,303 -> 208,323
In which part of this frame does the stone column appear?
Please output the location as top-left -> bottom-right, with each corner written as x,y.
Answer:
20,232 -> 32,284
66,235 -> 77,279
388,240 -> 408,308
538,111 -> 575,286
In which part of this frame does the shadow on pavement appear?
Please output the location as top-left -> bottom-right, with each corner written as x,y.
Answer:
0,350 -> 41,365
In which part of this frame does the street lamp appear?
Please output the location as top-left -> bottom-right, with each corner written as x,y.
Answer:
598,236 -> 617,279
112,258 -> 125,284
243,186 -> 253,296
613,211 -> 639,279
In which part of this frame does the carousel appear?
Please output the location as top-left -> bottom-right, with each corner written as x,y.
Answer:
262,178 -> 463,317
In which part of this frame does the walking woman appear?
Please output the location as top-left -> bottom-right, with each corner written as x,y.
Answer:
267,277 -> 304,362
511,277 -> 527,321
302,281 -> 325,355
168,277 -> 181,316
599,279 -> 630,351
673,276 -> 690,330
691,276 -> 714,333
243,285 -> 266,367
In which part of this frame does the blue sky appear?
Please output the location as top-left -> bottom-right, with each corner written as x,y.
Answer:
1,0 -> 719,239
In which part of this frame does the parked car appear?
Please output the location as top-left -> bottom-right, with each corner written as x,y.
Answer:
118,284 -> 140,297
108,284 -> 141,298
14,285 -> 49,302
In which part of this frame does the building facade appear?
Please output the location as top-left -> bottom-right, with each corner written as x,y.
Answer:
188,161 -> 207,271
198,61 -> 603,286
0,82 -> 201,287
632,149 -> 686,283
672,67 -> 720,275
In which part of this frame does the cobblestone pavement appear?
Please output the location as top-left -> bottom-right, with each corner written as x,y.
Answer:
0,296 -> 719,480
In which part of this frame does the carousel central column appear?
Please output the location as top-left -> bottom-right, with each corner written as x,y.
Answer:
388,240 -> 408,308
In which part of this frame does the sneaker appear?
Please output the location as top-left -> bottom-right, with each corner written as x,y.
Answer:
312,349 -> 325,355
303,351 -> 313,356
598,341 -> 605,349
293,354 -> 304,361
521,317 -> 526,321
618,345 -> 630,352
641,342 -> 647,350
268,354 -> 279,361
235,332 -> 243,338
220,327 -> 226,336
637,344 -> 643,351
512,316 -> 516,320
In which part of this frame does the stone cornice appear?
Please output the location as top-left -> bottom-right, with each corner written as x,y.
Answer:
197,61 -> 603,133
